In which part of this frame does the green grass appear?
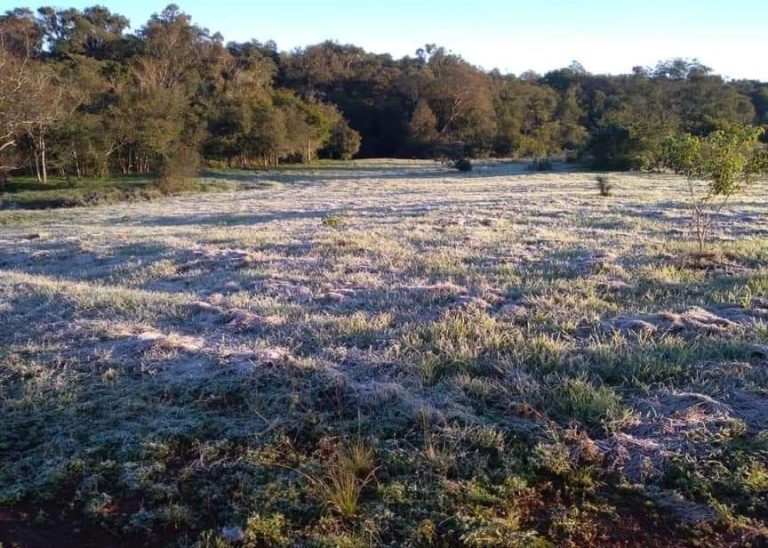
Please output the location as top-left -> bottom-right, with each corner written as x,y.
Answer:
0,173 -> 240,209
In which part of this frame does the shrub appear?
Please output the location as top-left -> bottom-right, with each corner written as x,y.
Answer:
156,177 -> 202,195
595,175 -> 613,197
321,120 -> 362,160
453,158 -> 473,172
160,144 -> 201,187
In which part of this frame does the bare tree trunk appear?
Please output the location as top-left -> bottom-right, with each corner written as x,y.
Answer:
74,151 -> 81,178
33,152 -> 41,182
40,133 -> 47,184
694,210 -> 705,253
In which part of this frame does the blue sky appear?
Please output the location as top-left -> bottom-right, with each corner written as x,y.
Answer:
6,0 -> 768,79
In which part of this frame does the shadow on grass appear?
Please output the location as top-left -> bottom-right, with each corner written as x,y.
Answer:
201,160 -> 583,185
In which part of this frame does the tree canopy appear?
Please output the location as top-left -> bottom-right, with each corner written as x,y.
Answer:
2,4 -> 767,181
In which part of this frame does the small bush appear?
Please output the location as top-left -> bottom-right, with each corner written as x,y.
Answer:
453,158 -> 473,172
595,175 -> 614,197
160,144 -> 201,183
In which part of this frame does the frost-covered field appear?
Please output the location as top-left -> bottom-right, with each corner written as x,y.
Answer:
1,161 -> 767,546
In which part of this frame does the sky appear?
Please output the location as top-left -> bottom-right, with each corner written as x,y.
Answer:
5,0 -> 768,80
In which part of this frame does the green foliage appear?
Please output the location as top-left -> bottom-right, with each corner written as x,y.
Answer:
0,174 -> 237,209
662,133 -> 702,178
244,513 -> 290,546
321,119 -> 361,160
160,143 -> 201,185
2,5 -> 767,180
662,125 -> 768,251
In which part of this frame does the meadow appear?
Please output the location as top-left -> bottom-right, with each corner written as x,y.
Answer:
1,161 -> 767,546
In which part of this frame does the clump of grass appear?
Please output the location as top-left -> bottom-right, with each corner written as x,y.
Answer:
318,452 -> 376,518
322,213 -> 346,228
547,377 -> 633,431
742,462 -> 768,494
332,311 -> 392,349
400,308 -> 517,383
419,410 -> 458,469
587,335 -> 747,387
342,436 -> 377,476
286,440 -> 378,519
519,333 -> 571,374
595,175 -> 614,197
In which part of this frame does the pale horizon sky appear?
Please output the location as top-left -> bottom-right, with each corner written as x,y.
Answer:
5,0 -> 768,80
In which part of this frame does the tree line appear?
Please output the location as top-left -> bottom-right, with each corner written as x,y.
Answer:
1,4 -> 767,183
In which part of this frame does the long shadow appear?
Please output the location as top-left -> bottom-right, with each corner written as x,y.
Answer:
200,161 -> 583,185
0,239 -> 175,282
126,197 -> 511,228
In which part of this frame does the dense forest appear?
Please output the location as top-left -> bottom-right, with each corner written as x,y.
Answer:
2,4 -> 768,182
